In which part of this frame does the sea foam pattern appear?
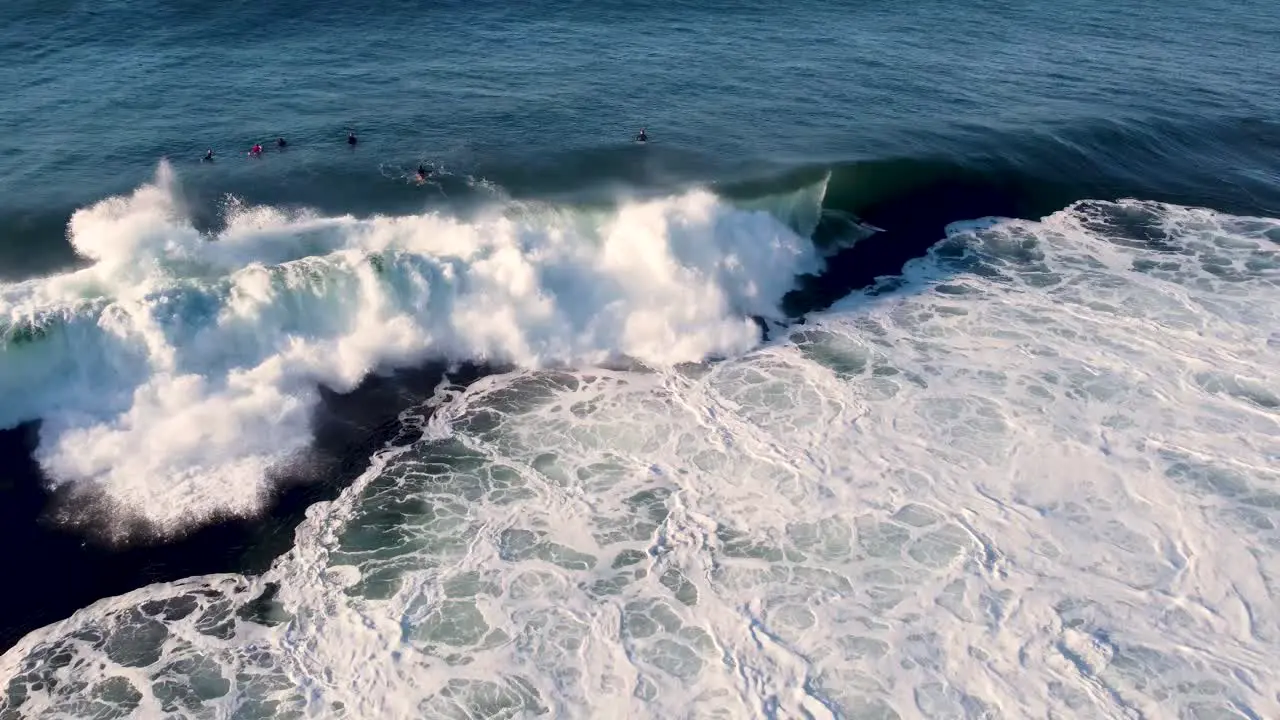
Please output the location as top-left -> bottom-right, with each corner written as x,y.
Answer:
3,199 -> 1277,718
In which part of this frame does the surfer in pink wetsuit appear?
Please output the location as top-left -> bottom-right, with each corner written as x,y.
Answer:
249,143 -> 263,157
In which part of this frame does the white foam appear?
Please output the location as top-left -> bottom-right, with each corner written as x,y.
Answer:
0,162 -> 823,535
4,197 -> 1279,719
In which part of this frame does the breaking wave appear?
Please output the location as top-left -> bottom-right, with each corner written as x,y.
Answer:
3,197 -> 1278,718
0,161 -> 833,536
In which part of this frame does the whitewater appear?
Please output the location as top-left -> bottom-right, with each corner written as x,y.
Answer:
2,164 -> 1279,719
0,161 -> 825,536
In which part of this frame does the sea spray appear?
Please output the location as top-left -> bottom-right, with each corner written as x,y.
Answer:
0,163 -> 824,537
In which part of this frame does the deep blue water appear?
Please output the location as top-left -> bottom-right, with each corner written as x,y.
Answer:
1,0 -> 1279,654
4,0 -> 1279,233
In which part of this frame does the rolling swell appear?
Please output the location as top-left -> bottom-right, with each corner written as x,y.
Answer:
763,115 -> 1280,315
4,113 -> 1278,282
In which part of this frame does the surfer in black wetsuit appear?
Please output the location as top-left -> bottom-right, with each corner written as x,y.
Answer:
276,137 -> 287,148
636,128 -> 647,142
347,131 -> 358,146
416,164 -> 429,182
203,149 -> 214,161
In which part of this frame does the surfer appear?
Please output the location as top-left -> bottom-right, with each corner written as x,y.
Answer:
276,137 -> 287,148
347,131 -> 358,146
636,128 -> 647,142
249,143 -> 263,157
416,163 -> 429,182
203,149 -> 214,161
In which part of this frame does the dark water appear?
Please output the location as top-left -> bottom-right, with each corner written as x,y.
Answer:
1,0 -> 1279,651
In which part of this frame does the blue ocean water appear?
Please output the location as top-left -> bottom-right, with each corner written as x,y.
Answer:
4,0 -> 1279,226
2,0 -> 1280,716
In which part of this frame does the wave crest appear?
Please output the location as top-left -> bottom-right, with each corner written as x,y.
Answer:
0,162 -> 823,536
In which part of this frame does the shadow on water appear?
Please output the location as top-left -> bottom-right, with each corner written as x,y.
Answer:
0,362 -> 490,653
782,161 -> 1056,317
0,212 -> 88,282
776,138 -> 1280,319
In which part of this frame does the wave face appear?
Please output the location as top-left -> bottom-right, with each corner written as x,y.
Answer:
0,161 -> 824,536
3,198 -> 1277,718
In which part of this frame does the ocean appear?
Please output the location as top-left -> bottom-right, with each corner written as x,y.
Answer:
2,0 -> 1279,716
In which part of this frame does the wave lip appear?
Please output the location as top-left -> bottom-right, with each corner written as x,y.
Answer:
0,162 -> 823,537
